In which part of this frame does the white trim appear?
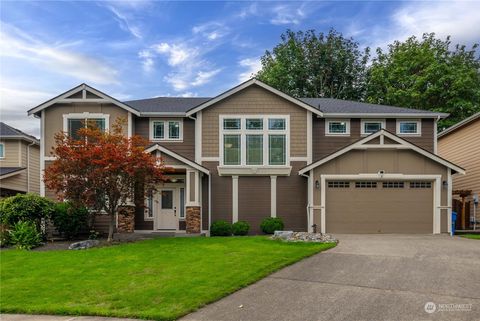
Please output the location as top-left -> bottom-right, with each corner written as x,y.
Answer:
396,119 -> 421,136
186,169 -> 200,206
40,110 -> 45,197
232,176 -> 239,223
0,168 -> 26,179
319,173 -> 442,234
290,157 -> 309,162
195,111 -> 202,163
325,119 -> 350,136
0,142 -> 5,159
62,113 -> 110,134
186,78 -> 323,117
322,113 -> 448,118
18,141 -> 21,166
208,174 -> 212,234
219,114 -> 290,167
44,156 -> 56,161
307,170 -> 314,233
217,166 -> 292,176
361,119 -> 386,135
438,112 -> 480,138
299,130 -> 465,175
433,118 -> 438,154
149,118 -> 183,142
270,176 -> 277,217
28,83 -> 140,116
145,144 -> 209,175
127,112 -> 133,139
307,111 -> 312,164
448,168 -> 453,235
201,157 -> 220,162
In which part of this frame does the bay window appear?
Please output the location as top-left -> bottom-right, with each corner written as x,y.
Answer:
221,115 -> 288,166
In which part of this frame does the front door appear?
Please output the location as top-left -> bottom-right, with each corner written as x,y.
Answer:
156,189 -> 177,230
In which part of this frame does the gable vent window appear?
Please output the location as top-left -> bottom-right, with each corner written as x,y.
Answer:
410,181 -> 432,189
328,181 -> 350,188
355,181 -> 377,188
383,182 -> 404,188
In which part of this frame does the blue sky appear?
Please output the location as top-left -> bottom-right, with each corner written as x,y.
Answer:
1,0 -> 479,136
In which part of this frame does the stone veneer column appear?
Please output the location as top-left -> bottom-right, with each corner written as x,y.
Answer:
186,206 -> 201,233
117,205 -> 135,233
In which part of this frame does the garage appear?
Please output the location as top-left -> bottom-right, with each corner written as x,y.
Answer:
325,180 -> 434,234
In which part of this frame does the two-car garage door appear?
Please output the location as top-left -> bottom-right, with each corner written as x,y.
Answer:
325,180 -> 434,234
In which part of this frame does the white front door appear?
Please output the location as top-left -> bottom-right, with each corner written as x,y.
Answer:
155,189 -> 178,230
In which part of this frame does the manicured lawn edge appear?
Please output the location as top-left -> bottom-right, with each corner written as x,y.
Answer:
459,234 -> 480,240
1,237 -> 336,321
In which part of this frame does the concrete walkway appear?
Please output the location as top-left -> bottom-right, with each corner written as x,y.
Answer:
181,234 -> 480,321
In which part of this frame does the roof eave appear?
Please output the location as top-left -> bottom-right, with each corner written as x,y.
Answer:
321,113 -> 449,118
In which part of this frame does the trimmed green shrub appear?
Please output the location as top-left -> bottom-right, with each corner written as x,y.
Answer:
210,220 -> 232,236
52,202 -> 89,239
9,221 -> 42,250
232,221 -> 250,236
0,224 -> 10,247
260,217 -> 284,234
0,194 -> 54,227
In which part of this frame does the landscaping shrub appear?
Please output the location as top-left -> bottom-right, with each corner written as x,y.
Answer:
210,220 -> 232,236
0,194 -> 54,228
232,221 -> 250,236
260,217 -> 284,234
0,224 -> 10,247
51,202 -> 89,239
9,221 -> 42,250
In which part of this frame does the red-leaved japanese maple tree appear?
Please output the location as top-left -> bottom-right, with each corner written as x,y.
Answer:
44,118 -> 165,241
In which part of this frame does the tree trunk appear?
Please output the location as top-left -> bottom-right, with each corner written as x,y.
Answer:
107,211 -> 115,242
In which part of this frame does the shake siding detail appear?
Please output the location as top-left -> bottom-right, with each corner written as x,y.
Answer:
201,85 -> 308,158
135,117 -> 195,160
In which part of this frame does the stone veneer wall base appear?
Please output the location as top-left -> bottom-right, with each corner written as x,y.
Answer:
186,206 -> 201,233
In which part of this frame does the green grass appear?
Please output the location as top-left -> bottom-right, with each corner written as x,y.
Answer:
0,236 -> 335,320
459,234 -> 480,239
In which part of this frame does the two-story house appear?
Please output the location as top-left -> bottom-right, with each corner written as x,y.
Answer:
0,122 -> 40,197
28,79 -> 464,234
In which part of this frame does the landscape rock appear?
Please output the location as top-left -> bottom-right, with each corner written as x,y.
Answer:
68,239 -> 100,250
271,231 -> 337,243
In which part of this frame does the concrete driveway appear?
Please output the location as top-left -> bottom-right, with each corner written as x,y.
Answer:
181,234 -> 480,321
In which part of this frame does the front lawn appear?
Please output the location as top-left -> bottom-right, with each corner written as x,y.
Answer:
0,236 -> 335,320
459,234 -> 480,240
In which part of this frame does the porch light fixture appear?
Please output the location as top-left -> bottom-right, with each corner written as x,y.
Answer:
442,180 -> 448,188
170,178 -> 178,183
315,180 -> 320,189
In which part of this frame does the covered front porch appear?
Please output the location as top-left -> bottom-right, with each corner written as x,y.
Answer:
134,144 -> 210,234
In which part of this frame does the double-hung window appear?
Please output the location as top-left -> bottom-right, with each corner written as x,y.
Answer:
150,119 -> 183,141
397,119 -> 421,136
221,116 -> 288,166
64,113 -> 108,140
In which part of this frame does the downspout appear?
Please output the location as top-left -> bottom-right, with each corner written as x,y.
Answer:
26,140 -> 36,193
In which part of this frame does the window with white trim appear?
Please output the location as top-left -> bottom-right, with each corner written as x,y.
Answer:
150,119 -> 183,141
220,115 -> 288,166
397,119 -> 421,135
0,143 -> 4,158
361,119 -> 385,135
67,118 -> 106,140
326,119 -> 350,136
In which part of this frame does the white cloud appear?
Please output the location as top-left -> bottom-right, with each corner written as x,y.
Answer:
153,43 -> 196,66
0,23 -> 119,85
191,69 -> 222,86
238,57 -> 262,82
105,5 -> 143,39
192,22 -> 229,41
179,92 -> 198,97
270,4 -> 305,25
138,49 -> 154,72
238,3 -> 258,19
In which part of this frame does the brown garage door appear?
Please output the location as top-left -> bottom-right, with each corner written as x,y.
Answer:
325,180 -> 433,234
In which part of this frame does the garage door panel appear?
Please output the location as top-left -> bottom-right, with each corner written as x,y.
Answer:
326,181 -> 433,234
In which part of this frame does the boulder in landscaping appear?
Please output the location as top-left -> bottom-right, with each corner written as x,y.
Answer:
68,239 -> 100,250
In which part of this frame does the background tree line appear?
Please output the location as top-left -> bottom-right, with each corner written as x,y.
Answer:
256,29 -> 480,129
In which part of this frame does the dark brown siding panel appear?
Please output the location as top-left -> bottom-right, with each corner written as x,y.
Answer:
204,162 -> 233,223
386,118 -> 434,152
312,118 -> 361,160
179,220 -> 186,230
134,117 -> 196,160
277,162 -> 308,231
135,209 -> 153,230
202,174 -> 210,230
238,177 -> 271,234
93,214 -> 113,234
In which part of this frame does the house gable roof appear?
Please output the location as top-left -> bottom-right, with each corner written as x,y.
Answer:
27,84 -> 141,117
145,144 -> 210,175
0,122 -> 39,144
185,78 -> 324,117
298,129 -> 465,175
0,167 -> 27,179
438,112 -> 480,138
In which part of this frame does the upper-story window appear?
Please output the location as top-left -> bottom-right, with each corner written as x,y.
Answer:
63,113 -> 109,140
221,115 -> 289,166
326,119 -> 350,136
150,119 -> 183,141
361,119 -> 385,135
0,143 -> 4,158
397,119 -> 421,136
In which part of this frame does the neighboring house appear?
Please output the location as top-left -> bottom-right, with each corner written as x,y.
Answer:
28,79 -> 464,235
0,122 -> 40,197
438,112 -> 480,227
